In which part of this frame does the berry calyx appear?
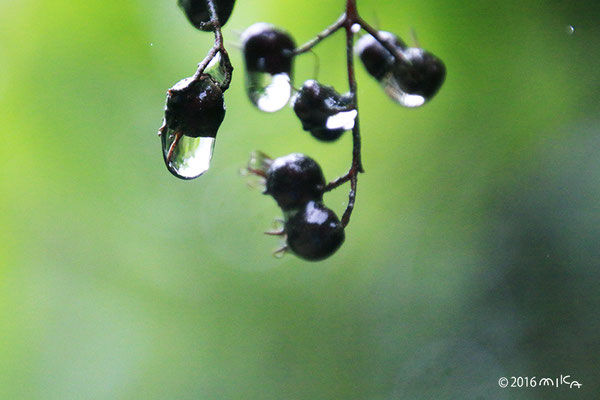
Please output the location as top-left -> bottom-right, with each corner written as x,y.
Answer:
293,80 -> 356,142
285,201 -> 345,261
178,0 -> 236,31
265,153 -> 325,211
164,76 -> 226,139
242,23 -> 296,76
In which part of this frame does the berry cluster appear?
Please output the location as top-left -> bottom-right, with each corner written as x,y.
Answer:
247,153 -> 345,261
156,0 -> 446,261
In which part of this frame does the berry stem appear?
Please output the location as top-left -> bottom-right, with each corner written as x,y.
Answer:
298,0 -> 366,227
293,14 -> 346,55
192,0 -> 234,89
357,17 -> 410,62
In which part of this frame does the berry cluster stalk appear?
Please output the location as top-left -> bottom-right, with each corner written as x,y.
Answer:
293,0 -> 405,228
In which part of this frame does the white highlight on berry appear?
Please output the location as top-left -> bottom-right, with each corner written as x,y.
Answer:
326,110 -> 358,130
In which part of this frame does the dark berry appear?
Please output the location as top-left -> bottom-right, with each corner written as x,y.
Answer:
177,0 -> 236,31
293,80 -> 355,142
242,23 -> 296,75
164,76 -> 225,138
285,201 -> 345,261
355,31 -> 405,81
265,153 -> 325,211
392,47 -> 446,99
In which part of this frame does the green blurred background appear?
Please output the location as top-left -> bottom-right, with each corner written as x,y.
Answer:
1,0 -> 599,398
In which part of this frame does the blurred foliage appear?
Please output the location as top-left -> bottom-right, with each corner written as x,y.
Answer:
1,0 -> 599,399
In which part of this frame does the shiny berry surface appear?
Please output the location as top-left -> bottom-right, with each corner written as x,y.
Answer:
293,80 -> 353,141
242,23 -> 296,75
177,0 -> 236,31
164,77 -> 225,138
285,201 -> 345,261
393,47 -> 446,99
265,153 -> 325,211
355,31 -> 405,81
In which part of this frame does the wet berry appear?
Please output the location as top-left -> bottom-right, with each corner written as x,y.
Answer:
242,23 -> 296,76
356,31 -> 445,106
178,0 -> 236,31
293,80 -> 356,142
355,31 -> 405,81
285,201 -> 345,261
265,153 -> 325,211
164,76 -> 225,139
392,47 -> 446,100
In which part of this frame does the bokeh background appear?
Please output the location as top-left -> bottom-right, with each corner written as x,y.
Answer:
1,0 -> 599,399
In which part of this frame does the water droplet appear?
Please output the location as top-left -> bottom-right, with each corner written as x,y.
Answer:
204,52 -> 228,86
326,110 -> 357,130
161,127 -> 215,179
381,73 -> 427,107
150,42 -> 154,47
246,72 -> 291,112
566,25 -> 575,35
351,23 -> 361,33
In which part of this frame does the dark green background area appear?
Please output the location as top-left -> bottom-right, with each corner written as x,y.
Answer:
1,1 -> 599,399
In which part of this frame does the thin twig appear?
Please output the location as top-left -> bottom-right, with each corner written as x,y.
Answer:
192,0 -> 234,90
294,14 -> 346,55
357,17 -> 410,63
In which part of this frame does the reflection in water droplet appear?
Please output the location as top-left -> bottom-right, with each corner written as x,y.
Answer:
247,72 -> 291,112
381,73 -> 427,108
161,127 -> 215,179
566,25 -> 575,35
204,53 -> 227,86
326,110 -> 358,130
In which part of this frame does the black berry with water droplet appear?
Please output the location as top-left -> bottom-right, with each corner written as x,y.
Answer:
242,23 -> 296,75
178,0 -> 236,31
265,153 -> 325,211
355,31 -> 405,81
164,76 -> 225,138
285,201 -> 345,261
293,80 -> 354,142
392,47 -> 446,100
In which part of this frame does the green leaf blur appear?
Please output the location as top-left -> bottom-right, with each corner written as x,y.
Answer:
1,0 -> 599,399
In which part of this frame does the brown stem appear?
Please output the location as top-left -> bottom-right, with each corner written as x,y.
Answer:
294,14 -> 346,55
192,0 -> 234,90
357,17 -> 410,63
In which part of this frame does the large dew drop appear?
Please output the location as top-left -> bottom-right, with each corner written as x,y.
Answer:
161,127 -> 215,179
247,72 -> 291,112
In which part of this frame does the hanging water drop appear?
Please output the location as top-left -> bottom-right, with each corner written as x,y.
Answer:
380,75 -> 427,107
382,47 -> 445,107
158,76 -> 225,179
356,32 -> 445,107
161,126 -> 215,179
247,72 -> 291,112
241,23 -> 296,113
